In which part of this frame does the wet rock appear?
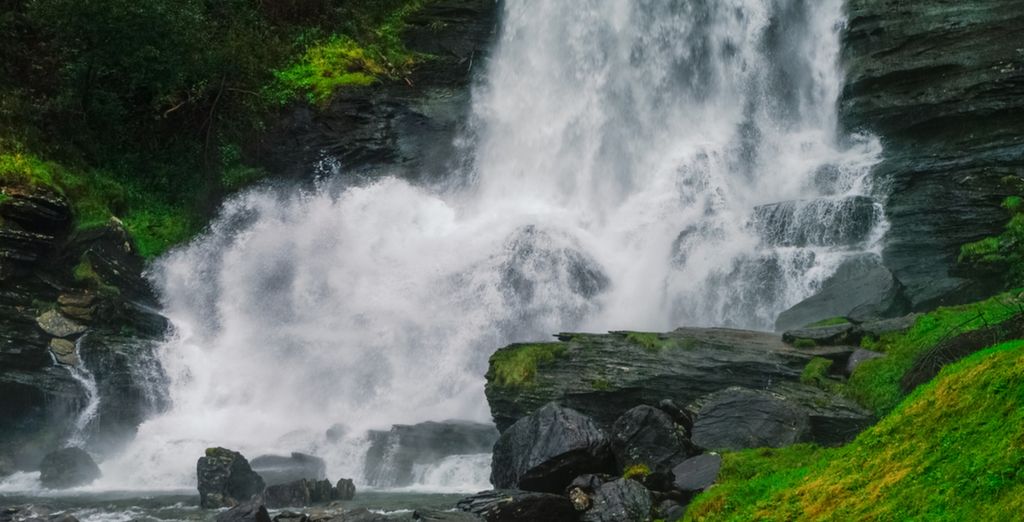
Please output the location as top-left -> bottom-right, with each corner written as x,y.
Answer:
692,387 -> 809,451
752,196 -> 882,247
340,509 -> 390,522
610,406 -> 697,490
580,478 -> 651,522
671,453 -> 722,494
859,314 -> 919,338
215,500 -> 272,522
412,510 -> 481,521
251,452 -> 326,486
271,512 -> 308,522
48,338 -> 79,366
197,447 -> 266,509
364,420 -> 497,487
486,328 -> 851,431
656,399 -> 694,434
335,478 -> 356,501
456,490 -> 577,522
264,479 -> 312,508
783,322 -> 861,347
38,447 -> 101,489
775,254 -> 909,332
656,500 -> 687,522
35,310 -> 87,338
845,348 -> 886,376
0,505 -> 80,522
490,403 -> 613,493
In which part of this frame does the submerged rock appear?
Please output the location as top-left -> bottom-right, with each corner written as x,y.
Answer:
197,447 -> 266,509
491,403 -> 612,493
456,490 -> 577,522
215,500 -> 272,522
251,452 -> 326,486
38,447 -> 101,489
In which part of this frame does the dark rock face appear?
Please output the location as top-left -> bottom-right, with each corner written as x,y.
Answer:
456,490 -> 578,522
610,406 -> 697,490
783,322 -> 860,347
691,388 -> 810,451
671,453 -> 722,495
0,185 -> 170,470
752,196 -> 882,247
364,420 -> 498,487
485,328 -> 853,432
251,452 -> 326,486
215,501 -> 272,522
579,478 -> 651,522
490,403 -> 612,493
197,447 -> 266,509
841,0 -> 1024,309
264,479 -> 311,509
335,478 -> 356,501
775,254 -> 909,331
253,0 -> 499,181
38,447 -> 101,489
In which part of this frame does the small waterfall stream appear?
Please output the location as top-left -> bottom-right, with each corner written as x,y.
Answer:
84,0 -> 883,492
62,335 -> 101,449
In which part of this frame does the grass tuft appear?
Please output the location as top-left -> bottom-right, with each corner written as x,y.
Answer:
489,343 -> 567,388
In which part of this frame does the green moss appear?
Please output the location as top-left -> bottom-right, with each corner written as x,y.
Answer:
799,357 -> 833,386
271,0 -> 428,105
792,338 -> 817,349
591,377 -> 612,391
623,331 -> 673,352
623,463 -> 652,480
844,291 -> 1024,416
72,254 -> 118,296
685,341 -> 1024,521
489,343 -> 567,388
806,317 -> 850,328
959,195 -> 1024,286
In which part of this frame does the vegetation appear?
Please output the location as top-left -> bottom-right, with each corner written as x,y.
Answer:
488,343 -> 567,388
0,0 -> 430,256
623,463 -> 652,481
806,317 -> 851,328
685,340 -> 1024,521
844,291 -> 1023,416
959,195 -> 1024,287
799,357 -> 833,387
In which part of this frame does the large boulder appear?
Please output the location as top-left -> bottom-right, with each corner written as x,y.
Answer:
250,452 -> 326,486
609,405 -> 697,490
456,490 -> 577,522
775,254 -> 909,332
38,447 -> 101,489
335,478 -> 356,500
671,453 -> 722,495
364,420 -> 498,487
691,388 -> 810,451
579,478 -> 651,522
485,328 -> 852,431
197,447 -> 266,509
490,403 -> 612,493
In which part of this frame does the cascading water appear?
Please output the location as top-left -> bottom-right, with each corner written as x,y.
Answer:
90,0 -> 883,492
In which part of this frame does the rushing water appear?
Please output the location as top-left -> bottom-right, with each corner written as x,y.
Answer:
3,0 -> 883,503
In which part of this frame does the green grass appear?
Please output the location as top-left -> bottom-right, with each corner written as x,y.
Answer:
623,331 -> 674,352
959,195 -> 1024,286
685,340 -> 1024,521
623,463 -> 652,480
799,357 -> 833,387
271,0 -> 427,105
792,338 -> 817,348
844,291 -> 1024,416
488,343 -> 567,388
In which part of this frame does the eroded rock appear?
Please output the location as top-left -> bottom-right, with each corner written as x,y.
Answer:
197,447 -> 265,509
39,447 -> 101,489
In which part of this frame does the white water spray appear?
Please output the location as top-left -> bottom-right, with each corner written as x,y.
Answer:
88,0 -> 882,492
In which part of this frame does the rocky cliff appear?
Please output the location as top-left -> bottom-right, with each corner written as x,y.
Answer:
841,0 -> 1024,310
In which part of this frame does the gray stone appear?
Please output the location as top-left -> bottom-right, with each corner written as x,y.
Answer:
48,339 -> 79,367
671,453 -> 722,493
197,447 -> 265,509
610,405 -> 697,490
39,447 -> 101,489
580,478 -> 651,522
456,490 -> 577,522
35,310 -> 87,338
692,388 -> 809,451
215,500 -> 272,522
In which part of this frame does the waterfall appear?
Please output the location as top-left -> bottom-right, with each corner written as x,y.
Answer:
96,0 -> 882,491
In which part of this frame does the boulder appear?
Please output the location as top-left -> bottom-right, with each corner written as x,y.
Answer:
845,348 -> 886,376
775,254 -> 909,332
264,479 -> 311,508
35,310 -> 87,338
215,500 -> 272,522
48,338 -> 80,366
335,478 -> 356,500
456,490 -> 577,522
251,452 -> 326,486
364,420 -> 498,487
671,453 -> 722,494
486,328 -> 853,431
197,447 -> 266,509
610,406 -> 697,490
490,403 -> 613,492
579,478 -> 651,522
38,447 -> 101,489
691,388 -> 809,451
656,399 -> 694,434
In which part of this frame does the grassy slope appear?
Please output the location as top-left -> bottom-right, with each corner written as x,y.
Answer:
685,340 -> 1024,521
